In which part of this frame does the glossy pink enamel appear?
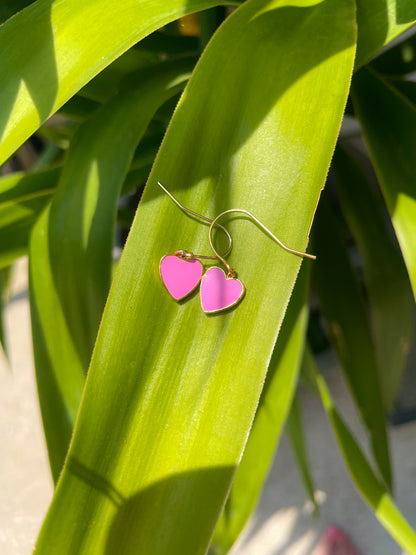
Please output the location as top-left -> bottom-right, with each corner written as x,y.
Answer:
160,255 -> 203,300
200,267 -> 244,313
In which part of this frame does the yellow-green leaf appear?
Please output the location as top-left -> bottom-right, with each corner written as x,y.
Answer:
30,60 -> 192,482
211,262 -> 311,554
37,0 -> 356,552
48,60 -> 193,368
29,206 -> 85,482
352,67 -> 416,299
0,0 -> 240,165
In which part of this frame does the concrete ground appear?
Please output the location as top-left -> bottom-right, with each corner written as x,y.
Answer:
1,259 -> 415,554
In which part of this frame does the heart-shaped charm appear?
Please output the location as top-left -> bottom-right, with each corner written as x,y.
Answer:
160,255 -> 203,300
200,267 -> 245,313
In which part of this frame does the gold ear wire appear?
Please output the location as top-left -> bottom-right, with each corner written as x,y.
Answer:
208,209 -> 316,278
157,182 -> 233,261
157,182 -> 316,274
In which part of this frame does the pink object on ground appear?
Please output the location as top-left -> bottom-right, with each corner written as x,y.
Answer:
160,255 -> 203,300
316,526 -> 360,555
200,267 -> 244,313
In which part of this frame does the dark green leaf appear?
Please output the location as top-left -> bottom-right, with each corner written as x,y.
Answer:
0,0 -> 34,25
372,32 -> 416,76
313,196 -> 391,490
352,67 -> 416,299
355,1 -> 416,68
0,265 -> 12,359
334,145 -> 414,411
0,168 -> 60,269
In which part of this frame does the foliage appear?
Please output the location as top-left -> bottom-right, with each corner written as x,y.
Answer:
1,0 -> 416,553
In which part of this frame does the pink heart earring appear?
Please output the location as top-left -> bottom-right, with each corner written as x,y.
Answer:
158,182 -> 315,314
159,182 -> 233,304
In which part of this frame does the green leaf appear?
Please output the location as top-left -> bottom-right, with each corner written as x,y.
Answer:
388,77 -> 416,105
211,262 -> 311,554
0,265 -> 12,360
303,348 -> 416,555
355,1 -> 416,68
0,142 -> 157,273
0,0 -> 34,24
139,32 -> 200,56
287,391 -> 318,515
30,60 -> 192,481
371,32 -> 416,76
57,95 -> 100,122
333,145 -> 414,411
0,0 -> 240,165
0,168 -> 60,269
29,205 -> 86,483
352,67 -> 416,299
313,196 -> 392,490
78,48 -> 160,103
33,143 -> 62,172
49,60 -> 192,368
36,0 -> 356,552
35,121 -> 77,149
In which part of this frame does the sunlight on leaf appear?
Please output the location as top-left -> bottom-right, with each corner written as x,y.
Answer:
352,67 -> 416,300
36,0 -> 356,551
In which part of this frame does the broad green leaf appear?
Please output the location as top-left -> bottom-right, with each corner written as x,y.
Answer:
287,391 -> 318,515
352,67 -> 416,299
303,348 -> 416,555
211,262 -> 310,554
0,168 -> 60,269
313,197 -> 391,490
355,1 -> 416,68
49,60 -> 192,368
334,145 -> 414,411
0,0 -> 241,165
29,206 -> 86,482
30,60 -> 192,481
37,0 -> 356,552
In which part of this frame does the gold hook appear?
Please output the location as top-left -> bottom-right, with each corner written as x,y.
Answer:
157,182 -> 233,261
208,208 -> 316,277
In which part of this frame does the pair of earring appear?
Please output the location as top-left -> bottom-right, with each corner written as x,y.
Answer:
158,182 -> 315,314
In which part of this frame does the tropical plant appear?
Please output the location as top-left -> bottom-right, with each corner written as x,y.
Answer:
1,0 -> 416,553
